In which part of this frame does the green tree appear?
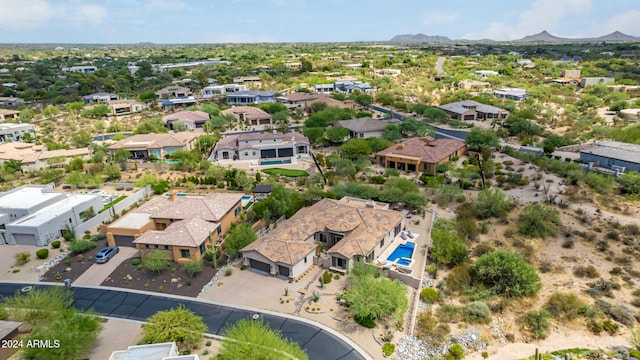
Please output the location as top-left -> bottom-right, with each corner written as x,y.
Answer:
42,105 -> 60,117
472,250 -> 542,297
422,107 -> 449,122
342,271 -> 408,322
224,223 -> 257,256
139,90 -> 156,102
140,305 -> 207,350
541,134 -> 573,154
64,101 -> 85,113
382,124 -> 402,142
474,188 -> 512,219
217,319 -> 308,360
143,249 -> 171,273
399,118 -> 434,137
518,203 -> 560,238
136,61 -> 154,78
183,259 -> 203,279
103,163 -> 122,180
340,139 -> 372,160
430,228 -> 467,267
70,130 -> 93,148
114,148 -> 131,169
325,127 -> 349,144
619,172 -> 640,196
366,137 -> 393,152
465,128 -> 500,151
135,117 -> 167,134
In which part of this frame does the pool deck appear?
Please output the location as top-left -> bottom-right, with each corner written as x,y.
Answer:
376,231 -> 421,273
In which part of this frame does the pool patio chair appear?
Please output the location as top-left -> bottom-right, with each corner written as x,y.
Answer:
407,230 -> 415,239
400,231 -> 407,240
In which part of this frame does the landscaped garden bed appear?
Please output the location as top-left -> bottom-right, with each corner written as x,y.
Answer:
40,239 -> 108,283
261,168 -> 309,177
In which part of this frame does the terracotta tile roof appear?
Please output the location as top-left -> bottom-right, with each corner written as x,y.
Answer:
133,217 -> 216,247
107,133 -> 198,151
0,109 -> 20,116
306,94 -> 355,109
221,106 -> 272,121
133,193 -> 243,222
336,117 -> 387,133
162,110 -> 210,123
375,137 -> 466,164
277,92 -> 320,102
0,143 -> 88,163
241,198 -> 404,264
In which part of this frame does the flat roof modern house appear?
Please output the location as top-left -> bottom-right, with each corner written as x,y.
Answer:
211,132 -> 310,164
375,137 -> 467,174
0,184 -> 102,246
226,90 -> 277,105
107,133 -> 198,160
240,197 -> 405,279
106,193 -> 243,263
580,141 -> 640,173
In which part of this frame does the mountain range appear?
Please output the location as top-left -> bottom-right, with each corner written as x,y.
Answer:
389,31 -> 640,43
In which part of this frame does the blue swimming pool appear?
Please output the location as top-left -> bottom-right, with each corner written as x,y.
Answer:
397,258 -> 412,266
260,159 -> 292,165
386,242 -> 415,263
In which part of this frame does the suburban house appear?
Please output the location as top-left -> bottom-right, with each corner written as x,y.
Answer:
315,84 -> 335,94
579,141 -> 640,173
221,106 -> 272,126
438,100 -> 510,121
200,84 -> 247,99
475,70 -> 499,78
0,97 -> 25,107
82,92 -> 120,104
306,94 -> 355,110
276,92 -> 320,107
607,85 -> 640,97
619,108 -> 640,123
373,69 -> 401,76
161,97 -> 197,110
252,184 -> 272,201
553,69 -> 581,85
212,131 -> 309,164
580,77 -> 615,87
240,197 -> 405,278
155,86 -> 192,99
0,109 -> 20,122
61,65 -> 97,73
335,117 -> 388,139
105,192 -> 244,263
314,81 -> 373,94
0,142 -> 91,170
226,90 -> 277,105
0,123 -> 35,143
375,137 -> 467,174
162,110 -> 210,130
493,88 -> 532,101
107,133 -> 198,160
105,99 -> 147,115
232,76 -> 262,85
0,184 -> 102,246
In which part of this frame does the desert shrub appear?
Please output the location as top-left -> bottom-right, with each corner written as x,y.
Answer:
518,309 -> 552,339
518,203 -> 560,238
463,301 -> 492,324
562,239 -> 575,249
420,288 -> 439,304
586,279 -> 617,298
595,300 -> 635,326
131,258 -> 141,266
14,252 -> 31,265
471,250 -> 541,297
415,312 -> 450,345
545,292 -> 585,322
382,342 -> 395,357
68,239 -> 96,254
436,304 -> 462,323
588,318 -> 619,335
448,343 -> 465,360
50,240 -> 61,249
430,228 -> 467,267
473,243 -> 494,257
446,263 -> 473,293
354,315 -> 375,328
143,250 -> 171,273
183,260 -> 203,279
35,249 -> 49,260
474,188 -> 513,219
573,265 -> 600,278
224,268 -> 233,276
322,271 -> 333,285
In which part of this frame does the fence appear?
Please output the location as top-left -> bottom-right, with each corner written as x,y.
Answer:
73,185 -> 153,237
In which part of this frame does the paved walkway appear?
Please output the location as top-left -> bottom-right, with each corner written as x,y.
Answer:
87,318 -> 142,359
0,282 -> 370,360
73,247 -> 140,286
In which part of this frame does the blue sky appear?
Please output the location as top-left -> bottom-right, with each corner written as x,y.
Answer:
1,0 -> 639,43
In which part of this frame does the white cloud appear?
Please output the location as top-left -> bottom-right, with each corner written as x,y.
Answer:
0,0 -> 55,29
69,4 -> 108,25
199,32 -> 275,43
584,10 -> 640,37
146,0 -> 186,11
422,11 -> 459,27
462,0 -> 592,40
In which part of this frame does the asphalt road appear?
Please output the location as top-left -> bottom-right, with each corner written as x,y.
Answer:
0,282 -> 368,360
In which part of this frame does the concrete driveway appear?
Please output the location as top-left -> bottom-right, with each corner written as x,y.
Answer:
73,247 -> 140,286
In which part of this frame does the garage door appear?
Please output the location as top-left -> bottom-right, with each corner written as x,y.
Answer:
114,235 -> 135,247
278,265 -> 290,277
12,233 -> 36,246
249,259 -> 271,274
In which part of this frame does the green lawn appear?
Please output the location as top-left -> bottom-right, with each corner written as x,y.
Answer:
261,168 -> 309,177
99,195 -> 127,213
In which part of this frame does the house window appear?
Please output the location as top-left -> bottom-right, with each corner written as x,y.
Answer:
222,151 -> 229,159
145,244 -> 150,249
244,152 -> 248,157
181,249 -> 190,258
217,225 -> 222,234
332,257 -> 346,269
380,238 -> 385,247
394,224 -> 401,237
252,151 -> 256,156
235,206 -> 241,216
164,245 -> 169,250
155,245 -> 159,249
316,232 -> 327,243
304,256 -> 307,263
69,218 -> 72,224
200,244 -> 206,254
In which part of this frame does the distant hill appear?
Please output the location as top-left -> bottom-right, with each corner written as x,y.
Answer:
513,30 -> 640,42
388,30 -> 639,43
389,34 -> 452,43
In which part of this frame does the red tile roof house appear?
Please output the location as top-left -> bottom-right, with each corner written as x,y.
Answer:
221,106 -> 272,126
162,110 -> 210,130
240,197 -> 405,278
375,137 -> 467,174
